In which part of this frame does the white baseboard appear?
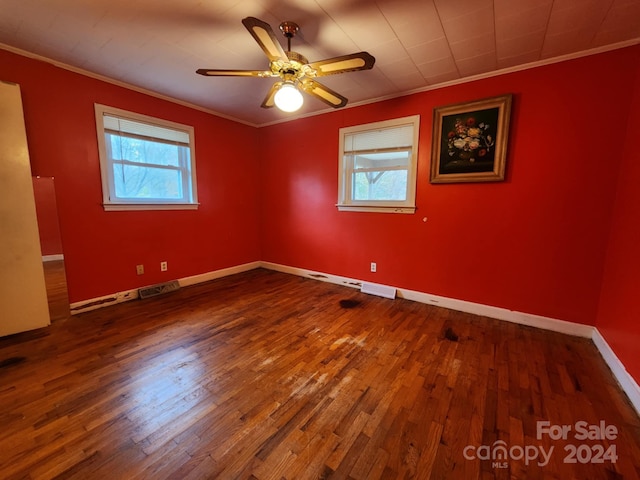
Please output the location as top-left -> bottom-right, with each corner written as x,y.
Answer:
179,261 -> 261,287
260,261 -> 365,290
42,254 -> 64,262
70,288 -> 139,314
260,261 -> 594,338
70,261 -> 261,314
591,329 -> 640,414
397,286 -> 595,337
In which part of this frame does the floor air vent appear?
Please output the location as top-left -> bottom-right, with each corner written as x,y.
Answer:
360,282 -> 396,299
138,280 -> 180,299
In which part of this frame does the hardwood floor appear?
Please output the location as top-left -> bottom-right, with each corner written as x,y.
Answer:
0,269 -> 638,479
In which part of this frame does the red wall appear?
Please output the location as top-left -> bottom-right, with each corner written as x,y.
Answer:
32,176 -> 64,256
259,47 -> 639,326
596,50 -> 640,382
0,49 -> 261,303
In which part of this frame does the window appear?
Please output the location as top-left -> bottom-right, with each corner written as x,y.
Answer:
95,104 -> 198,210
338,115 -> 420,213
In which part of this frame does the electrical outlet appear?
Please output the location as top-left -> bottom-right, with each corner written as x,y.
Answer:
370,262 -> 377,273
160,261 -> 168,272
136,264 -> 144,275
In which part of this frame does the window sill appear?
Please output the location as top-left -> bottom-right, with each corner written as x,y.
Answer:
103,203 -> 199,211
336,204 -> 415,214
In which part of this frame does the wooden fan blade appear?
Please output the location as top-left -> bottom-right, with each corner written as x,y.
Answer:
242,17 -> 288,63
301,79 -> 348,108
261,82 -> 282,109
307,52 -> 375,76
196,69 -> 273,77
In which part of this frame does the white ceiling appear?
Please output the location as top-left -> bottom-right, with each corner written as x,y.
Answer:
1,0 -> 639,126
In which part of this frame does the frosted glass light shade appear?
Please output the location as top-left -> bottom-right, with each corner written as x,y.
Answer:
274,83 -> 303,112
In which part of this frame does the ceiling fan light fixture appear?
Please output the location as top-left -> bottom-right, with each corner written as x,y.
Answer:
274,82 -> 303,112
197,17 -> 376,112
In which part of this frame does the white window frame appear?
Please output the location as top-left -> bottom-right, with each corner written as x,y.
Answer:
337,115 -> 420,214
95,104 -> 199,211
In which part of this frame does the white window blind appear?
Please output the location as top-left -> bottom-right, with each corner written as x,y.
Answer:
103,115 -> 190,146
343,124 -> 414,154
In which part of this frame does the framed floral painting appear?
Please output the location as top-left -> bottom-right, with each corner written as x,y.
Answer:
430,94 -> 512,183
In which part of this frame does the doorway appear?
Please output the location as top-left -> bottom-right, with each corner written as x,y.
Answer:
32,176 -> 69,322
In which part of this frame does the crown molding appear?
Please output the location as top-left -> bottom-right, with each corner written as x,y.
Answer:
0,42 -> 259,128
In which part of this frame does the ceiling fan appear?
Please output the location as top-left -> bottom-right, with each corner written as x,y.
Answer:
196,17 -> 376,112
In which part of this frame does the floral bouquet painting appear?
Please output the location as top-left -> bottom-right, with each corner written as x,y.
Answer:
430,95 -> 512,183
447,115 -> 495,164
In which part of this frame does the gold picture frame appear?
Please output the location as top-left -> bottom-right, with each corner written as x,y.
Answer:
430,94 -> 512,183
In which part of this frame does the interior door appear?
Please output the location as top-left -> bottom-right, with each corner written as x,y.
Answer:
0,80 -> 50,336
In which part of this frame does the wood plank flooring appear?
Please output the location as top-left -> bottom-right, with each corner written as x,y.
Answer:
42,260 -> 70,323
0,268 -> 639,479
